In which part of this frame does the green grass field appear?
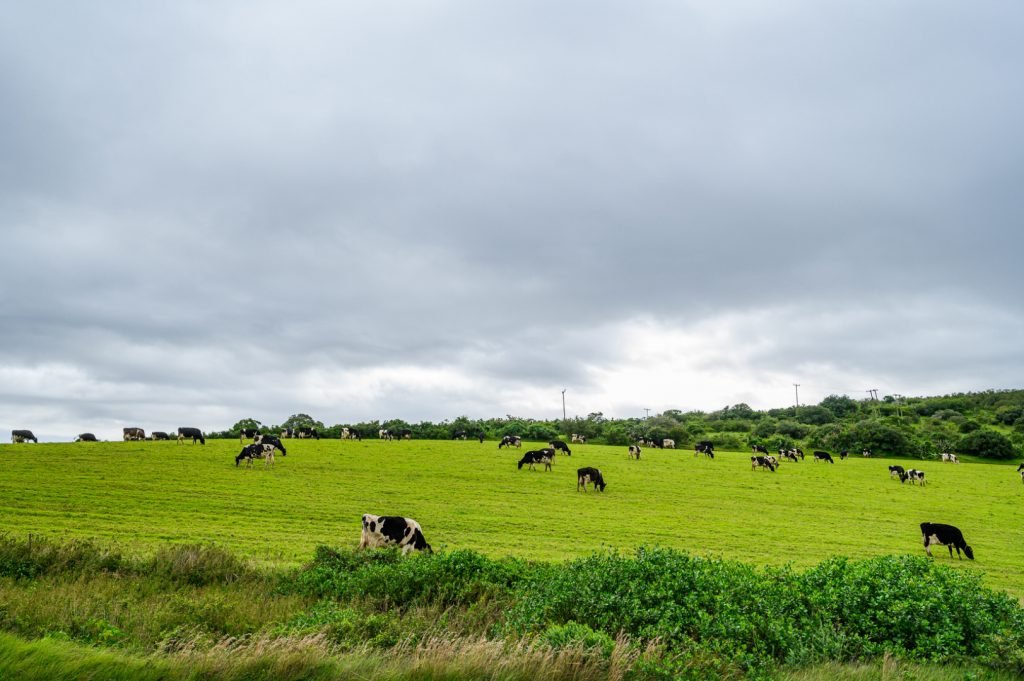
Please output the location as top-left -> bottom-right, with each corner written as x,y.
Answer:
1,438 -> 1022,596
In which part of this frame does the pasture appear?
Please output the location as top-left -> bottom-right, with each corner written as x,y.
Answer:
1,438 -> 1022,597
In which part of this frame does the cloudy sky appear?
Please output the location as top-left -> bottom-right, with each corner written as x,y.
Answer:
2,1 -> 1022,440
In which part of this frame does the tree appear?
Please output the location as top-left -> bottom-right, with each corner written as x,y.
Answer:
230,418 -> 262,435
281,413 -> 324,431
819,394 -> 859,419
796,405 -> 834,426
956,430 -> 1017,460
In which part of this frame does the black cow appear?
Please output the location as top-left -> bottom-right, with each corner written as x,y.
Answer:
577,467 -> 606,492
75,433 -> 98,442
122,427 -> 145,441
695,441 -> 714,458
498,435 -> 521,449
752,444 -> 769,454
812,451 -> 834,464
548,440 -> 572,456
889,465 -> 906,479
839,450 -> 849,460
177,427 -> 206,445
453,430 -> 467,440
239,428 -> 261,443
518,449 -> 555,471
254,434 -> 287,456
920,522 -> 974,560
751,456 -> 777,472
477,432 -> 485,444
151,431 -> 171,441
297,427 -> 320,440
360,514 -> 432,554
235,443 -> 276,468
628,445 -> 641,459
11,430 -> 37,443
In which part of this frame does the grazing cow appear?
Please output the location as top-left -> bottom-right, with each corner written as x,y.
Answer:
765,454 -> 780,468
549,440 -> 572,456
781,449 -> 800,463
571,433 -> 581,443
518,448 -> 555,471
239,428 -> 261,443
360,514 -> 432,554
498,435 -> 521,449
901,469 -> 926,486
862,449 -> 872,457
296,427 -> 320,440
695,441 -> 715,458
920,522 -> 974,560
477,432 -> 485,444
839,450 -> 849,460
254,434 -> 287,456
752,444 -> 769,455
453,430 -> 467,440
75,433 -> 98,442
794,448 -> 805,460
941,452 -> 959,464
151,431 -> 170,441
122,427 -> 145,441
576,467 -> 606,492
379,428 -> 388,440
177,427 -> 206,445
889,465 -> 906,479
280,428 -> 295,438
812,451 -> 834,464
1018,463 -> 1024,483
751,455 -> 777,472
236,443 -> 275,468
662,438 -> 675,449
628,445 -> 641,460
11,430 -> 38,443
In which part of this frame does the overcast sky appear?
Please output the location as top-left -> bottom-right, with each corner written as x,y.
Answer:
2,1 -> 1023,440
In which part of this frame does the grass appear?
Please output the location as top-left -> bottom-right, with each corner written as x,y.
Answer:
1,438 -> 1022,596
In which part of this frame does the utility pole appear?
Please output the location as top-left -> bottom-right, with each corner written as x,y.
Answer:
793,384 -> 801,416
561,389 -> 567,436
894,394 -> 903,423
866,389 -> 880,417
644,408 -> 651,419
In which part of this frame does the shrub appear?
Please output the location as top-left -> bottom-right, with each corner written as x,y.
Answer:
957,430 -> 1017,460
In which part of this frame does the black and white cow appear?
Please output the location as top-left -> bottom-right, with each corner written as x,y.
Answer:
751,456 -> 777,472
839,450 -> 849,460
239,428 -> 261,443
862,449 -> 872,457
794,448 -> 805,460
628,445 -> 641,459
781,449 -> 800,463
920,522 -> 974,560
548,440 -> 572,456
236,443 -> 276,468
254,434 -> 287,456
1018,463 -> 1024,483
151,431 -> 170,441
360,514 -> 432,554
901,469 -> 926,486
177,427 -> 205,445
453,430 -> 467,440
752,444 -> 769,455
280,428 -> 296,438
11,430 -> 38,443
297,427 -> 320,440
122,427 -> 145,441
397,429 -> 412,440
812,451 -> 834,464
498,435 -> 521,449
339,427 -> 361,440
75,433 -> 98,442
662,438 -> 675,449
695,441 -> 715,458
889,465 -> 906,479
379,429 -> 391,441
518,448 -> 555,471
577,467 -> 606,492
941,452 -> 959,464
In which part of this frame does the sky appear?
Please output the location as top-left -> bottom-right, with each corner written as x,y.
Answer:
2,1 -> 1023,441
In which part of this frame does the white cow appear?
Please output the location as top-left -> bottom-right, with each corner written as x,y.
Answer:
359,514 -> 432,554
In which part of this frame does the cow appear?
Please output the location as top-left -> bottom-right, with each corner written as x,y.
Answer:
297,427 -> 320,440
862,449 -> 872,457
752,444 -> 769,455
476,432 -> 485,443
11,430 -> 38,443
839,450 -> 849,460
571,433 -> 582,443
695,441 -> 715,458
889,465 -> 906,479
75,433 -> 98,442
239,428 -> 261,443
577,467 -> 606,492
498,435 -> 521,449
751,455 -> 777,472
793,448 -> 805,460
379,428 -> 390,440
360,514 -> 432,554
812,451 -> 834,464
453,430 -> 467,440
548,440 -> 572,456
177,427 -> 206,445
662,438 -> 675,449
122,427 -> 145,441
628,445 -> 641,460
280,428 -> 295,438
518,448 -> 555,471
254,434 -> 287,456
781,449 -> 800,463
941,452 -> 959,464
901,469 -> 926,486
1018,463 -> 1024,483
151,431 -> 170,441
920,522 -> 974,560
236,443 -> 275,468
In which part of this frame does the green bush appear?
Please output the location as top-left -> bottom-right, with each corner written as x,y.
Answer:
957,430 -> 1017,460
539,621 -> 615,657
